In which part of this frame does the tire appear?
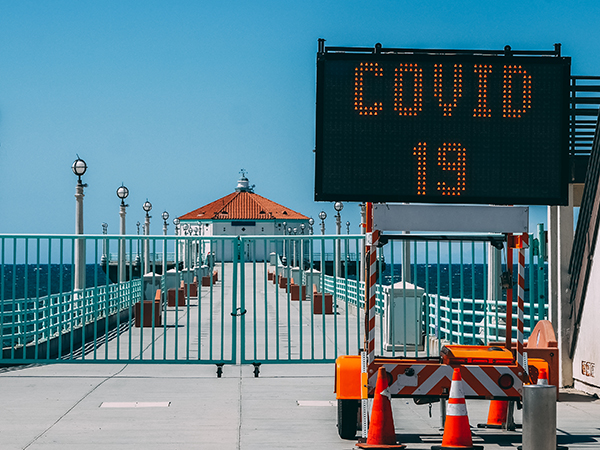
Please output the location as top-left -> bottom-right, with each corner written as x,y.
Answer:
337,399 -> 360,439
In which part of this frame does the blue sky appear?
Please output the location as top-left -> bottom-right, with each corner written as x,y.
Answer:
0,0 -> 596,235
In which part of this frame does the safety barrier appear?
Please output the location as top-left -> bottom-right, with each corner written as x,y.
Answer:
0,230 -> 548,365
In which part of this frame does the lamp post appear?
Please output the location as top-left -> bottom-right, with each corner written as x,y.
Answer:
308,217 -> 314,235
360,203 -> 366,282
72,156 -> 87,291
346,221 -> 350,235
300,223 -> 306,269
172,217 -> 185,269
319,211 -> 327,235
162,211 -> 169,235
101,222 -> 108,265
282,221 -> 287,263
116,184 -> 129,282
293,227 -> 297,267
143,200 -> 152,273
334,202 -> 344,277
135,221 -> 141,266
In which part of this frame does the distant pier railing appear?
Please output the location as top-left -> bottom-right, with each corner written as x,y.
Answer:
2,279 -> 141,359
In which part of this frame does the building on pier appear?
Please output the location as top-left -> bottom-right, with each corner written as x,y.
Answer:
177,172 -> 310,262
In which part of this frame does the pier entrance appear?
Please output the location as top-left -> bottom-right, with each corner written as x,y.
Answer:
0,233 -> 548,368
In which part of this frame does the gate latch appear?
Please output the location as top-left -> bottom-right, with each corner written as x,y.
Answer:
231,307 -> 247,317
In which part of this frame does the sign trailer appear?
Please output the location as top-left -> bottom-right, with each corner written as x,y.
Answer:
315,42 -> 567,441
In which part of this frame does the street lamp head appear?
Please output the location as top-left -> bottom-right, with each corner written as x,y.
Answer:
287,227 -> 292,234
143,199 -> 152,213
72,156 -> 87,181
308,217 -> 314,226
319,211 -> 327,221
173,218 -> 180,226
116,184 -> 129,205
346,221 -> 350,227
162,211 -> 169,221
334,201 -> 344,212
293,227 -> 297,234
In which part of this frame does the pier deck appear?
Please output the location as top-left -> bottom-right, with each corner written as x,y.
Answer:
1,263 -> 599,448
1,363 -> 599,449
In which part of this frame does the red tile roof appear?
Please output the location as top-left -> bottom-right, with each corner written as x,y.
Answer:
178,191 -> 309,221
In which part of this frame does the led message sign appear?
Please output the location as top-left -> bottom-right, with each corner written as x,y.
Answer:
315,51 -> 571,205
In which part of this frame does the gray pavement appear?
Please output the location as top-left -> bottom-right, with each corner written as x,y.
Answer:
2,263 -> 599,448
1,362 -> 600,449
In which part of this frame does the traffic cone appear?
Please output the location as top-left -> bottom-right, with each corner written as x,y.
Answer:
356,367 -> 405,449
477,400 -> 508,429
432,367 -> 482,450
537,367 -> 549,385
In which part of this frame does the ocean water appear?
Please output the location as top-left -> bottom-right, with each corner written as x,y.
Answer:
1,263 -> 547,303
1,264 -> 109,300
380,263 -> 547,300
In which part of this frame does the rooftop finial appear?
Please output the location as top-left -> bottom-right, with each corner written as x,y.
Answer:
236,169 -> 253,193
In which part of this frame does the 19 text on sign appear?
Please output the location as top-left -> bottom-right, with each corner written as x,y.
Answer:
315,51 -> 571,205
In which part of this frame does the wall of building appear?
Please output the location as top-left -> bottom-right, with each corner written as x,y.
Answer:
178,219 -> 309,262
572,234 -> 600,396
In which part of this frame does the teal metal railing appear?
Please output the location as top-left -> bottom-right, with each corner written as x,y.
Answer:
319,229 -> 548,357
0,230 -> 548,365
2,279 -> 141,359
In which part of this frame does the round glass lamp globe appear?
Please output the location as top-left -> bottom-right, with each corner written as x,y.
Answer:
72,158 -> 87,177
116,185 -> 129,200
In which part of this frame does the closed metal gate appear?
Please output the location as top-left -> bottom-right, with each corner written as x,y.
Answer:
1,232 -> 547,367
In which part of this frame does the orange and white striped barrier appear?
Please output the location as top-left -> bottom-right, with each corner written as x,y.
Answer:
537,367 -> 549,385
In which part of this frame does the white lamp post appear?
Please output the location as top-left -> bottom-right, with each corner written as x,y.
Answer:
101,223 -> 108,265
293,227 -> 297,267
334,202 -> 343,276
72,156 -> 87,291
319,211 -> 327,235
116,184 -> 129,282
143,200 -> 152,273
162,211 -> 169,235
360,203 -> 366,282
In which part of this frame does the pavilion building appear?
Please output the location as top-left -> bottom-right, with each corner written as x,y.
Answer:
176,173 -> 310,262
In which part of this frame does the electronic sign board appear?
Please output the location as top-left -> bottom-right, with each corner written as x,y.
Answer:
315,51 -> 571,205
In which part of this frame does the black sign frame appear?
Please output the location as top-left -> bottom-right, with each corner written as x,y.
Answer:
314,47 -> 571,205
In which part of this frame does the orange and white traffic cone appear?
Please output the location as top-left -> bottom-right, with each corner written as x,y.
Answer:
356,367 -> 405,449
432,367 -> 482,450
537,367 -> 549,385
477,400 -> 508,429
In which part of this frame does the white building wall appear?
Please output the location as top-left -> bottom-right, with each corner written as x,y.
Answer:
179,219 -> 308,263
572,235 -> 600,396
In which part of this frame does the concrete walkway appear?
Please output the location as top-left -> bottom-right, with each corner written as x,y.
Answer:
1,362 -> 600,449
